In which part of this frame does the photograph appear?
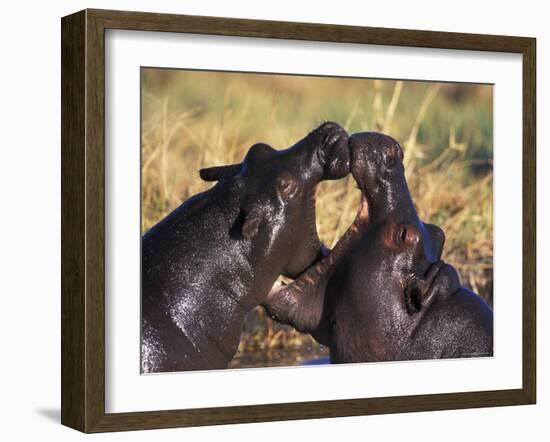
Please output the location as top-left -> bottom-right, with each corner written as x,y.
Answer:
140,68 -> 494,373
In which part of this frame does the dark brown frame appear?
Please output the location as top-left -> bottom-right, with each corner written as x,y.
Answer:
61,8 -> 536,433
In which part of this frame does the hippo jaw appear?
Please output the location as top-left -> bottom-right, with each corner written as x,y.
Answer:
404,260 -> 460,317
276,122 -> 350,277
405,259 -> 493,359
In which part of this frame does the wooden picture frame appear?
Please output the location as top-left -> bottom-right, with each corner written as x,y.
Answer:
61,8 -> 536,433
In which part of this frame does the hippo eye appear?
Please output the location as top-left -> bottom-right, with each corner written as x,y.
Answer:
384,223 -> 419,250
277,173 -> 299,200
394,224 -> 419,248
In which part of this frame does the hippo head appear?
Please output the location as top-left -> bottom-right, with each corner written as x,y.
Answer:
200,122 -> 350,278
349,132 -> 448,316
263,131 -> 492,363
337,132 -> 493,361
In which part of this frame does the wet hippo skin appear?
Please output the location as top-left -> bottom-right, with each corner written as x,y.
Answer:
264,132 -> 493,363
141,122 -> 350,372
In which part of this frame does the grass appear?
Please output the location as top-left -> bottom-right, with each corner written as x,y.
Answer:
141,69 -> 493,367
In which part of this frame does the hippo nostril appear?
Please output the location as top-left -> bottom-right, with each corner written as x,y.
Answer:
317,122 -> 347,144
318,121 -> 341,132
381,141 -> 404,167
321,131 -> 332,147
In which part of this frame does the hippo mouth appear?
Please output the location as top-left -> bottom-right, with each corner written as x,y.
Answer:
316,123 -> 350,180
349,136 -> 373,193
322,126 -> 348,152
404,260 -> 460,315
348,132 -> 405,195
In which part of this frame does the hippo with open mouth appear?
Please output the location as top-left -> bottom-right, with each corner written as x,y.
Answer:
142,122 -> 350,372
264,132 -> 493,363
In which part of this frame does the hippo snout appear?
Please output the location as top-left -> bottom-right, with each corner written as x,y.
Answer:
349,132 -> 404,191
316,122 -> 350,180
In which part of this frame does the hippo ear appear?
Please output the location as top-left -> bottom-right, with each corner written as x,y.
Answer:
242,207 -> 265,239
199,163 -> 241,182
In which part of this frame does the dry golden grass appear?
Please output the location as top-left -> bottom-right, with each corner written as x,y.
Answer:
141,69 -> 493,367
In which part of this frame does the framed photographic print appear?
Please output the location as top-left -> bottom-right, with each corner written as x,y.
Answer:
61,9 -> 536,433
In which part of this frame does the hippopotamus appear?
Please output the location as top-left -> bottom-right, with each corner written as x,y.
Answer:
264,132 -> 493,363
141,122 -> 350,372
